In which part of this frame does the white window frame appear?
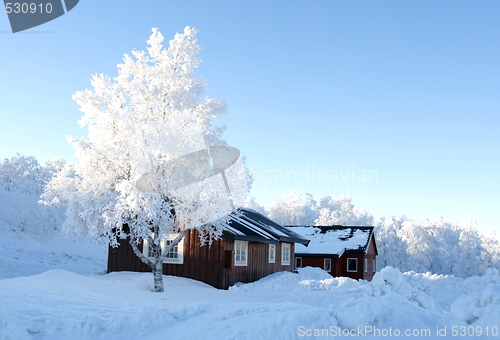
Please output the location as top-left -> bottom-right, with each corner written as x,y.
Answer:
373,259 -> 376,273
281,243 -> 291,265
324,258 -> 331,272
365,258 -> 368,273
142,234 -> 184,264
268,244 -> 276,264
234,241 -> 248,266
347,258 -> 358,272
295,257 -> 302,269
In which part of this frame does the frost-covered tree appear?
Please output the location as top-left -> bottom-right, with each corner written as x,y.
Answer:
265,193 -> 373,226
481,229 -> 500,271
0,154 -> 67,233
0,153 -> 42,194
373,214 -> 499,277
266,191 -> 311,225
243,196 -> 267,216
43,27 -> 249,292
303,193 -> 319,224
397,220 -> 434,273
0,154 -> 66,196
456,216 -> 483,277
374,215 -> 408,270
315,195 -> 373,226
39,158 -> 66,186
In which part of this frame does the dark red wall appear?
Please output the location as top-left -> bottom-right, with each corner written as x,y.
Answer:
296,235 -> 378,281
299,256 -> 340,277
107,229 -> 295,289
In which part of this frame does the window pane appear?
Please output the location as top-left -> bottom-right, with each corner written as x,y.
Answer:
282,243 -> 290,264
241,243 -> 246,261
347,259 -> 357,271
234,241 -> 248,266
236,243 -> 241,261
269,244 -> 275,263
164,239 -> 178,259
324,259 -> 331,272
148,242 -> 154,258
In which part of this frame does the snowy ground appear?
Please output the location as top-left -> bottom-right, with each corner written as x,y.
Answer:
1,190 -> 500,339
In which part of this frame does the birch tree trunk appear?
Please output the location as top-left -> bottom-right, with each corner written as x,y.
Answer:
129,229 -> 189,292
130,239 -> 164,292
152,240 -> 164,292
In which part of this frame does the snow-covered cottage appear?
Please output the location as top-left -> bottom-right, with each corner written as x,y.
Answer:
287,226 -> 378,281
107,208 -> 310,289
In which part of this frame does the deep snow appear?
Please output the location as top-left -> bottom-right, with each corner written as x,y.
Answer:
1,190 -> 499,339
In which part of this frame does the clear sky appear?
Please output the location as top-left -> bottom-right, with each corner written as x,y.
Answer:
1,1 -> 499,235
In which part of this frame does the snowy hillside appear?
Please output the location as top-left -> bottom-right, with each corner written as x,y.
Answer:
1,189 -> 500,339
0,189 -> 107,279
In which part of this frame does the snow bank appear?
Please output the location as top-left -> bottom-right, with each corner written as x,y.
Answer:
449,268 -> 500,326
1,267 -> 500,339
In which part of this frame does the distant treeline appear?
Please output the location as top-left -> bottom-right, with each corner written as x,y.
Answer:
246,191 -> 500,278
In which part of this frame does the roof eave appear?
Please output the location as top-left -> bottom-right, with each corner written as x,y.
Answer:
295,253 -> 341,258
279,236 -> 310,246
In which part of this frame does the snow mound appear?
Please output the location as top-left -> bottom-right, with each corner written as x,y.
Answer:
230,266 -> 362,293
450,269 -> 500,326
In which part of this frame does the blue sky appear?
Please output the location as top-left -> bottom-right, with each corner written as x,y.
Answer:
1,1 -> 499,235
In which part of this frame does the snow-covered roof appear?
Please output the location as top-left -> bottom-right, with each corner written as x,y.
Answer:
287,226 -> 374,256
223,209 -> 310,245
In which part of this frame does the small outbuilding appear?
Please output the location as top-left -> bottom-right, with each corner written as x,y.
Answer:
107,208 -> 309,289
286,226 -> 378,281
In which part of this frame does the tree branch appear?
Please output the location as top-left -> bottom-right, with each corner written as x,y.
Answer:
129,237 -> 154,268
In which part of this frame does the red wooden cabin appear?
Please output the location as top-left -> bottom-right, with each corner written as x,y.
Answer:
287,226 -> 378,281
107,208 -> 309,289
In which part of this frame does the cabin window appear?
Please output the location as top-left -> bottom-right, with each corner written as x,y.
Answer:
142,234 -> 184,264
269,244 -> 276,263
364,258 -> 368,273
164,239 -> 180,261
281,243 -> 291,265
296,257 -> 302,269
146,240 -> 155,258
347,258 -> 357,272
373,259 -> 376,273
234,241 -> 248,266
324,258 -> 331,272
